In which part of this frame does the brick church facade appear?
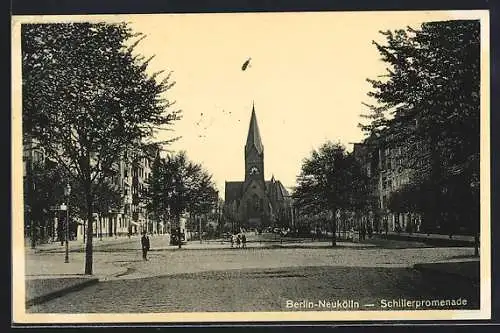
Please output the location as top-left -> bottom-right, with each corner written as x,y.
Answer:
224,105 -> 292,230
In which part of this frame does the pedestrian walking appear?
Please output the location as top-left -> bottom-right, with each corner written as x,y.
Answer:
360,223 -> 366,241
230,234 -> 234,248
236,234 -> 241,248
141,232 -> 150,261
241,233 -> 247,248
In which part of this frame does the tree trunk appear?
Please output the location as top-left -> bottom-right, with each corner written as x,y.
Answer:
426,131 -> 441,233
99,215 -> 103,240
31,215 -> 37,249
109,215 -> 113,237
474,233 -> 479,257
84,149 -> 94,275
84,189 -> 94,274
174,214 -> 181,249
27,159 -> 36,248
331,209 -> 337,247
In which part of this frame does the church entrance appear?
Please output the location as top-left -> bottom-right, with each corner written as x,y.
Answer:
246,194 -> 263,228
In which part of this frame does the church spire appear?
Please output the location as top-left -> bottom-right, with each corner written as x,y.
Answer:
245,103 -> 264,154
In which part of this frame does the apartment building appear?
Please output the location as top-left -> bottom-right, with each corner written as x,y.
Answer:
97,145 -> 160,238
353,131 -> 429,233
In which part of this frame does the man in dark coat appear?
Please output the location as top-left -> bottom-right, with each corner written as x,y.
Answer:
141,232 -> 150,261
241,233 -> 247,248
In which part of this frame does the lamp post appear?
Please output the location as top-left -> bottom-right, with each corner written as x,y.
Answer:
63,183 -> 71,263
470,176 -> 480,257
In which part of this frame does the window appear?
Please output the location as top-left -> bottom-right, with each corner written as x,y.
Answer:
33,151 -> 43,163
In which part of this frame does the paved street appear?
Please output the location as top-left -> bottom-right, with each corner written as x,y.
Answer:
28,265 -> 478,313
26,235 -> 480,313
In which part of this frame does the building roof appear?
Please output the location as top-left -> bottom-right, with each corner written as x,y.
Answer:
225,181 -> 243,203
245,104 -> 264,155
276,181 -> 290,198
265,179 -> 290,201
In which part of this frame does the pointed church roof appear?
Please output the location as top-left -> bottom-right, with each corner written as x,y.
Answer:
245,103 -> 264,155
225,181 -> 243,203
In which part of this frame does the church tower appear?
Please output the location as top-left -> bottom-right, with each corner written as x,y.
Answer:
241,103 -> 268,227
224,103 -> 290,230
244,103 -> 265,186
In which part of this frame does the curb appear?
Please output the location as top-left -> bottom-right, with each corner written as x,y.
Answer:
26,278 -> 99,307
382,234 -> 474,247
145,243 -> 360,251
413,262 -> 479,284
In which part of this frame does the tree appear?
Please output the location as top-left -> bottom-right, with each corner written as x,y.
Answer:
93,181 -> 123,240
144,149 -> 166,232
360,20 -> 480,233
25,158 -> 66,245
293,142 -> 357,246
144,151 -> 218,246
344,153 -> 372,233
22,23 -> 180,274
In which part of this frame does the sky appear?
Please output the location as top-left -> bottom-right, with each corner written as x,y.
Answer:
124,10 -> 485,195
15,10 -> 485,195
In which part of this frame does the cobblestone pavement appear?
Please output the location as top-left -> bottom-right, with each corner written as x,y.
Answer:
29,265 -> 479,313
99,244 -> 478,281
25,236 -> 480,313
25,239 -> 478,281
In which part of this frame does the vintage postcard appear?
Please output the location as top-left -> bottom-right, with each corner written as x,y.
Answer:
11,10 -> 490,324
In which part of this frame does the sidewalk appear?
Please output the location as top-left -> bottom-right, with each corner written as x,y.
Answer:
25,251 -> 127,280
386,231 -> 474,241
24,236 -> 136,307
146,236 -> 374,251
378,231 -> 475,246
25,234 -> 142,254
26,277 -> 99,307
24,255 -> 124,308
414,260 -> 479,283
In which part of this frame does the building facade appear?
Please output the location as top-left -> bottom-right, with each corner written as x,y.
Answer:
353,131 -> 430,233
224,105 -> 292,231
23,134 -> 161,244
99,145 -> 160,238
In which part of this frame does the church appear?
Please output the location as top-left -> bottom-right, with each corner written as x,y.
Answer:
224,104 -> 292,230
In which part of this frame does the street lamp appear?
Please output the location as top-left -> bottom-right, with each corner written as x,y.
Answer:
470,177 -> 480,257
63,183 -> 71,263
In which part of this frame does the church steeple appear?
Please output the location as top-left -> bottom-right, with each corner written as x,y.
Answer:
245,103 -> 264,155
244,103 -> 265,184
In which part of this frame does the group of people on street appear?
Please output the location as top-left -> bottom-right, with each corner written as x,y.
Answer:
230,233 -> 247,248
140,231 -> 250,259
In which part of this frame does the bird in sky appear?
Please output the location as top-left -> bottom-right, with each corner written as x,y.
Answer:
241,57 -> 252,71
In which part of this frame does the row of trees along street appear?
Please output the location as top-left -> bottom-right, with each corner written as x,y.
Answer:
145,150 -> 219,246
22,22 -> 196,274
292,142 -> 371,247
292,20 -> 480,253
